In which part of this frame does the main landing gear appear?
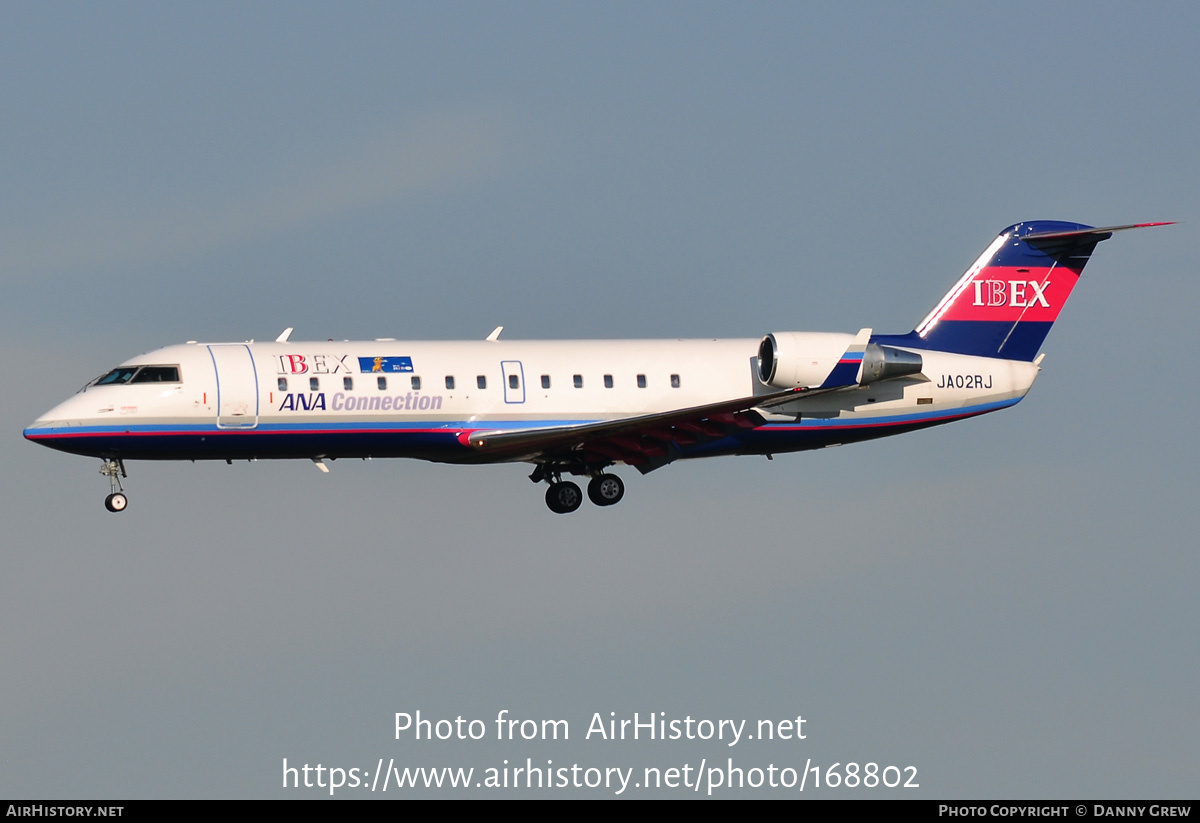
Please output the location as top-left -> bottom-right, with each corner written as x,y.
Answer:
100,459 -> 128,513
533,464 -> 625,514
587,473 -> 625,507
545,480 -> 583,514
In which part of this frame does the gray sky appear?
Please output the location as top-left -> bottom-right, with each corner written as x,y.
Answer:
3,2 -> 1197,798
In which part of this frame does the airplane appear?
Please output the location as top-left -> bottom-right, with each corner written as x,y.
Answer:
24,220 -> 1169,514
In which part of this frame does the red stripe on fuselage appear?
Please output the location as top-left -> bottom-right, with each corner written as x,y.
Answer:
26,427 -> 463,440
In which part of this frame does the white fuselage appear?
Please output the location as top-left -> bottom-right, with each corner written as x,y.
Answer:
26,336 -> 1039,464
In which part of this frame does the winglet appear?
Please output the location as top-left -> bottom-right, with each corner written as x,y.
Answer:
276,327 -> 294,343
486,326 -> 503,342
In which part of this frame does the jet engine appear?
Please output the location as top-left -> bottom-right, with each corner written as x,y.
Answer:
757,333 -> 922,388
756,332 -> 855,388
857,343 -> 923,385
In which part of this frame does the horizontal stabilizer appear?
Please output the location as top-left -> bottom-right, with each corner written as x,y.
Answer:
1022,222 -> 1174,241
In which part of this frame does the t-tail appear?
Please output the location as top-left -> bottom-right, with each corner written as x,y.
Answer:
873,220 -> 1172,361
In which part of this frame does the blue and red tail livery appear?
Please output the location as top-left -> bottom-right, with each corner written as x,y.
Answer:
875,221 -> 1172,361
24,220 -> 1170,514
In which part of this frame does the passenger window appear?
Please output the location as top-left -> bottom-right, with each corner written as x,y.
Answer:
637,374 -> 647,388
509,374 -> 520,390
541,375 -> 550,389
377,376 -> 387,390
278,377 -> 288,392
477,375 -> 487,389
343,376 -> 353,390
573,375 -> 583,388
671,374 -> 681,388
411,376 -> 421,390
309,377 -> 320,391
604,375 -> 613,389
445,376 -> 455,390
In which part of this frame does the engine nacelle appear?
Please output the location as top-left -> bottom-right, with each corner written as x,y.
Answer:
858,343 -> 923,385
756,331 -> 856,388
757,333 -> 924,389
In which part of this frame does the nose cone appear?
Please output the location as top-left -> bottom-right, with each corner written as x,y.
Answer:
24,404 -> 68,446
23,394 -> 105,455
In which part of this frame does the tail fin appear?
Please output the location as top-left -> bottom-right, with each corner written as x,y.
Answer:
876,221 -> 1170,361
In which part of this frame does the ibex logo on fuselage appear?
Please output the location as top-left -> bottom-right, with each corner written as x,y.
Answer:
275,354 -> 355,375
972,280 -> 1051,308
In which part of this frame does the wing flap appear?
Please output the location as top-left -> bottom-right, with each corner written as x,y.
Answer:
462,386 -> 807,465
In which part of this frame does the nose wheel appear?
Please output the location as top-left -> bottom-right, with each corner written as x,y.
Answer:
100,459 -> 129,513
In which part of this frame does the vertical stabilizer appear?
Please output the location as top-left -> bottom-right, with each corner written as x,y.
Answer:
874,221 -> 1169,361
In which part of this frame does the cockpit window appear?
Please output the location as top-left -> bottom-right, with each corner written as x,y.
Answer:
91,365 -> 181,386
130,366 -> 181,383
93,367 -> 140,386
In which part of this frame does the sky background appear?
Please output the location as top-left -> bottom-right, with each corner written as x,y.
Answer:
2,2 -> 1197,798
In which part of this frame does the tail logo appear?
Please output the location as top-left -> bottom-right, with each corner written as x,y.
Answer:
972,280 -> 1051,309
888,221 -> 1171,361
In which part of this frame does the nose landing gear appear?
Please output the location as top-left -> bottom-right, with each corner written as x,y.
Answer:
100,459 -> 128,513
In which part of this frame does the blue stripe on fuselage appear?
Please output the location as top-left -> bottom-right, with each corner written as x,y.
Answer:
24,398 -> 1019,462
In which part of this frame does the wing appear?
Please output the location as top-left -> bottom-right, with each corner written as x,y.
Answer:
461,385 -> 819,474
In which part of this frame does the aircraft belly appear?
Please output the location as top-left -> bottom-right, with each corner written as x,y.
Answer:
24,424 -> 473,462
680,395 -> 1024,460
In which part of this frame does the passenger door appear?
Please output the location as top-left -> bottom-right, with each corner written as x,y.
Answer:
207,344 -> 260,428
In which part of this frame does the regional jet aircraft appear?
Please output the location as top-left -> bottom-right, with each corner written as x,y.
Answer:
24,221 -> 1168,513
